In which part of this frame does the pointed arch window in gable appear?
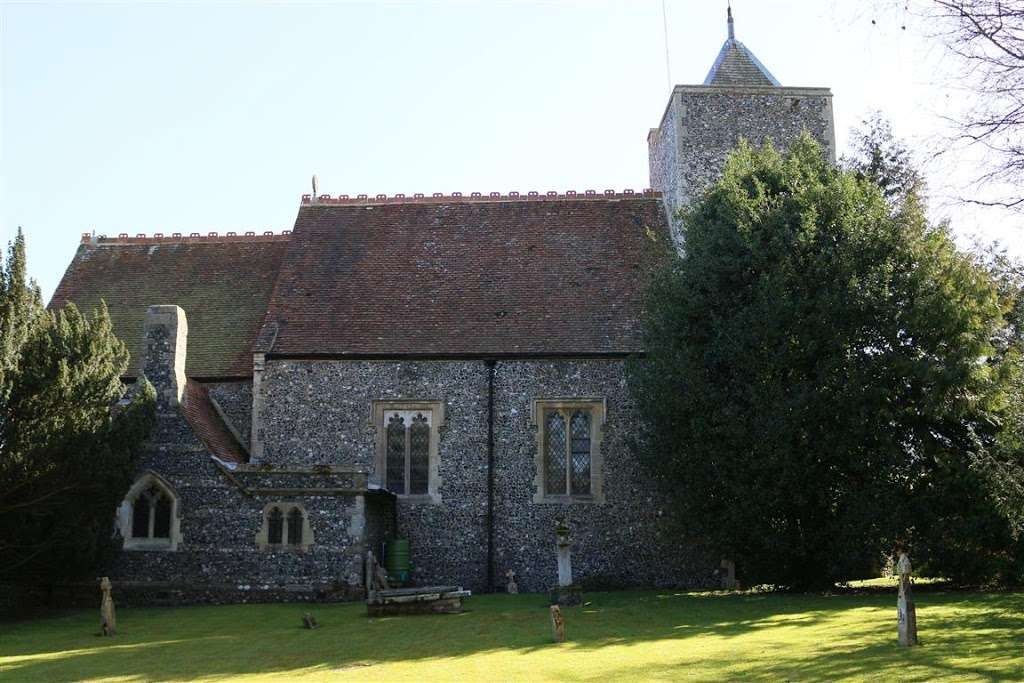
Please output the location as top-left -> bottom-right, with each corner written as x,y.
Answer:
119,474 -> 182,551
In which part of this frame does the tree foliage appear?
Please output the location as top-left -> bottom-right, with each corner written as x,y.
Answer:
870,1 -> 1024,209
843,113 -> 925,212
0,229 -> 155,582
630,134 -> 1020,589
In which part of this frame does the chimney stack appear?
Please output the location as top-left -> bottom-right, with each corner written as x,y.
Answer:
143,305 -> 188,410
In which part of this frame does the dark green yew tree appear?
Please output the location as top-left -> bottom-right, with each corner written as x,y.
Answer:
631,135 -> 1015,589
0,229 -> 155,582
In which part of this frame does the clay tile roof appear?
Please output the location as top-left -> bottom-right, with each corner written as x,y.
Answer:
261,197 -> 671,357
50,236 -> 289,378
181,380 -> 247,464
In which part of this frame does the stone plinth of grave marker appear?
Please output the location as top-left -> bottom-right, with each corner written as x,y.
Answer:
548,521 -> 583,606
896,552 -> 919,647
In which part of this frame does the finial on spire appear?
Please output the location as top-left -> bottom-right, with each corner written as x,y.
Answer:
727,2 -> 735,41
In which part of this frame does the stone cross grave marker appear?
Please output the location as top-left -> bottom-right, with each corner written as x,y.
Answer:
99,577 -> 116,636
896,552 -> 919,647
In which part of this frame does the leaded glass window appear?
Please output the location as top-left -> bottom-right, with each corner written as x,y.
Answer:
409,413 -> 430,495
545,412 -> 567,495
386,414 -> 407,494
570,411 -> 592,495
382,409 -> 434,497
542,405 -> 597,498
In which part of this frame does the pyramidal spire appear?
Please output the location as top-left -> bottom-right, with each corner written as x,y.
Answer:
704,3 -> 780,87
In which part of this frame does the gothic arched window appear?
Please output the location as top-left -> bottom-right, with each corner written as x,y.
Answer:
119,473 -> 181,551
258,504 -> 312,551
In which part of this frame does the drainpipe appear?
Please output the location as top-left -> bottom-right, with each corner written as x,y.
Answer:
485,359 -> 496,592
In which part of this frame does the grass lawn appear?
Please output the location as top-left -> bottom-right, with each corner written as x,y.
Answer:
1,588 -> 1021,682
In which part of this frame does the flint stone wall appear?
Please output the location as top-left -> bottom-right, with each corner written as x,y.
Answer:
103,407 -> 393,604
649,85 -> 834,244
257,358 -> 716,593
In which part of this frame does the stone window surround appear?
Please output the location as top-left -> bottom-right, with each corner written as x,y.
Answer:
531,398 -> 606,504
371,400 -> 445,504
118,471 -> 183,551
256,502 -> 314,552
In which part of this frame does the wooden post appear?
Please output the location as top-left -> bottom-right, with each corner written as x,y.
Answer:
99,577 -> 116,636
550,605 -> 566,643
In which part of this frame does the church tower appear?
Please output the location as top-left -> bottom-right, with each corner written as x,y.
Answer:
648,6 -> 835,243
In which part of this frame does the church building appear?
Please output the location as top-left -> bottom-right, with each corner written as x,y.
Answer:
51,11 -> 835,603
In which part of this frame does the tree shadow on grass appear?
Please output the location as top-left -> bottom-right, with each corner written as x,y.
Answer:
1,590 -> 1021,682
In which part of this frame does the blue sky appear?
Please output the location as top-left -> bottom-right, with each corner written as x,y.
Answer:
2,0 -> 1021,302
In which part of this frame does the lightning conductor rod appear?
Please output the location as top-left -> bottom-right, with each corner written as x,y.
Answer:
662,0 -> 672,90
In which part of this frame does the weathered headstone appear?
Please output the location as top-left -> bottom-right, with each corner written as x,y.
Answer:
549,605 -> 566,643
302,612 -> 320,629
506,569 -> 518,594
896,552 -> 919,647
99,577 -> 116,636
720,559 -> 737,590
548,521 -> 583,605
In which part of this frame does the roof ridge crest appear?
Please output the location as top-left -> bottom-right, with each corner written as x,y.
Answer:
300,189 -> 660,206
82,231 -> 293,245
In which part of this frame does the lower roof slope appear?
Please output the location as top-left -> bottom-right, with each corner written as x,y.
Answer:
50,234 -> 290,378
262,193 -> 670,357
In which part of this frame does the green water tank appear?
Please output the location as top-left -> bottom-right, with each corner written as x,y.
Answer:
384,539 -> 411,586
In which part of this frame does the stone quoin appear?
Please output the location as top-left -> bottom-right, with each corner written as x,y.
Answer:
49,9 -> 835,604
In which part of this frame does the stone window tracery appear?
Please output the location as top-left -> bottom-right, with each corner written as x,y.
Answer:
372,400 -> 444,503
257,503 -> 313,551
118,473 -> 182,551
533,399 -> 605,504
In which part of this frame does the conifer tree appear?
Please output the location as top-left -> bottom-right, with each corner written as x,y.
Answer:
0,230 -> 155,582
631,134 -> 1019,588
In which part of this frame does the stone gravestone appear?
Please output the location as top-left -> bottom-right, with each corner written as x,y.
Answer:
99,577 -> 116,636
548,521 -> 583,606
506,569 -> 518,594
719,559 -> 737,590
549,605 -> 566,643
896,552 -> 919,647
302,612 -> 320,629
